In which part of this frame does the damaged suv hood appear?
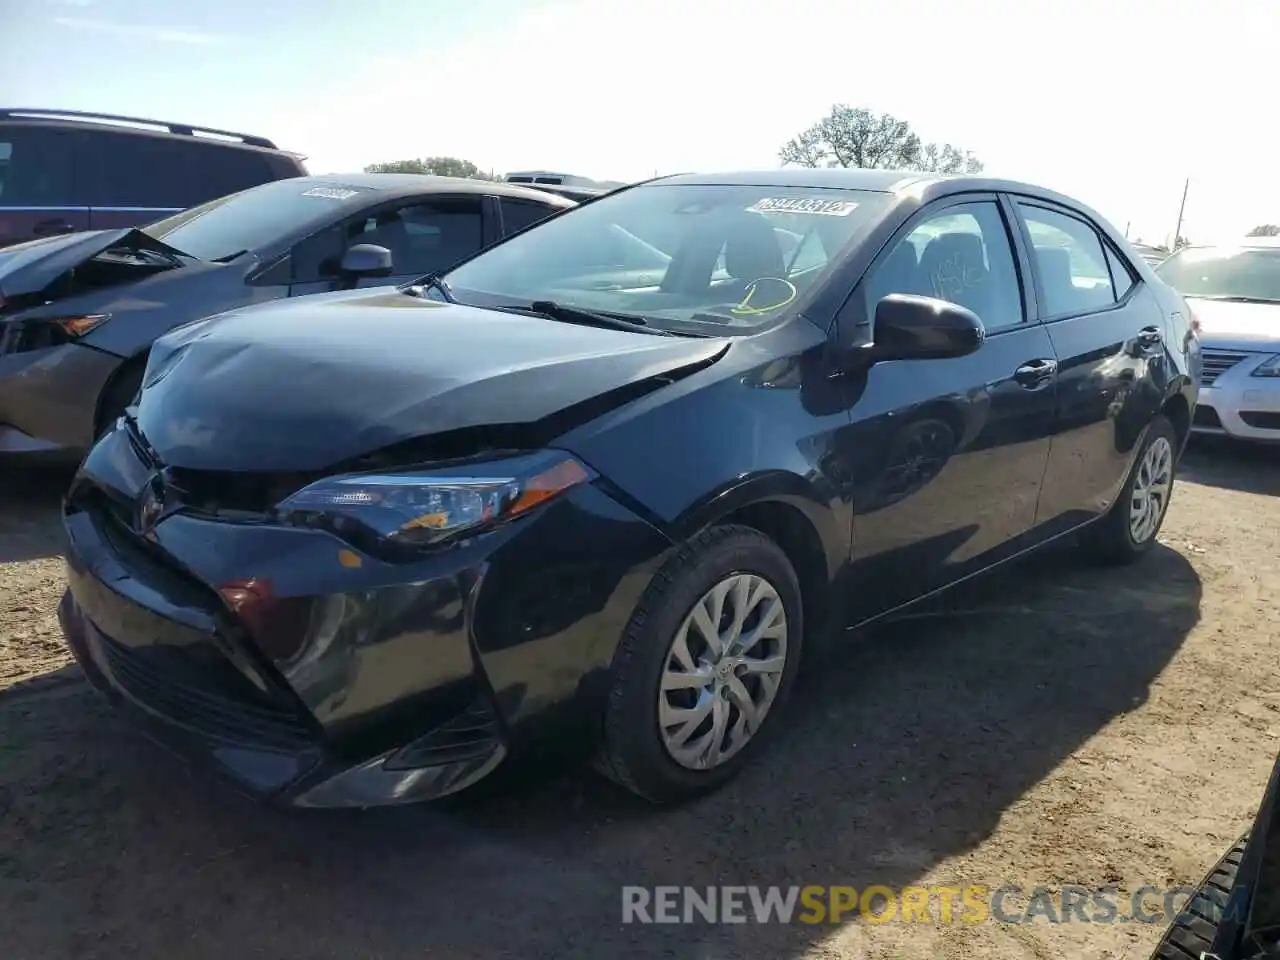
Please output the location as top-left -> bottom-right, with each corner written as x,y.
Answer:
0,228 -> 188,302
136,290 -> 728,471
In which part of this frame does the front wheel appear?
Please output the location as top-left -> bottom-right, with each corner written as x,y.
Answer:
1081,414 -> 1178,566
595,525 -> 804,803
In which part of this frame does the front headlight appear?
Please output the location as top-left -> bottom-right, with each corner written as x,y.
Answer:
275,450 -> 593,558
0,313 -> 111,355
1251,355 -> 1280,378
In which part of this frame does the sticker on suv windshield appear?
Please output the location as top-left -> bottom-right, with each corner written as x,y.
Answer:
301,186 -> 361,200
747,197 -> 859,216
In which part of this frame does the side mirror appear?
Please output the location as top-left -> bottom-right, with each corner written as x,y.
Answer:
868,293 -> 985,362
339,243 -> 394,280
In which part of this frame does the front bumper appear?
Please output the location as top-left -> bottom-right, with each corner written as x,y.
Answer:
0,341 -> 121,457
1193,381 -> 1280,443
59,427 -> 672,807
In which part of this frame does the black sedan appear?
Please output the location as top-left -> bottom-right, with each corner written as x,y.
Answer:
58,168 -> 1199,807
0,173 -> 573,460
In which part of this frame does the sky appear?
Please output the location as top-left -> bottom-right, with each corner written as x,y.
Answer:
2,0 -> 1278,246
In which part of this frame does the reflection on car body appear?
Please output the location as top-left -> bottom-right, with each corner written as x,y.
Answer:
57,168 -> 1198,809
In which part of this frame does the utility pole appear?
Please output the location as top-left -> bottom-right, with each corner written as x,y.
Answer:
1172,177 -> 1190,249
1124,221 -> 1131,238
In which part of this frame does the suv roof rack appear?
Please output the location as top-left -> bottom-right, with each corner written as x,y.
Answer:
0,108 -> 279,149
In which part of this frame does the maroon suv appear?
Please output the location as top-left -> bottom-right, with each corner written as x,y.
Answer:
0,108 -> 307,249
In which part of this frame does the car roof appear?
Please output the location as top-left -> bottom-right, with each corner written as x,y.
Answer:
652,168 -> 931,192
295,173 -> 578,208
642,168 -> 1122,231
0,108 -> 292,156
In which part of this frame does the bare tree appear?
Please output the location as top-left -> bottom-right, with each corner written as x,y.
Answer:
1247,224 -> 1280,237
780,105 -> 983,174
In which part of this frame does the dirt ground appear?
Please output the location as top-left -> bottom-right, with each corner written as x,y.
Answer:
1,439 -> 1278,960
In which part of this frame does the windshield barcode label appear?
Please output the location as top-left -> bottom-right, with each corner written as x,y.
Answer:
747,197 -> 859,216
301,187 -> 360,200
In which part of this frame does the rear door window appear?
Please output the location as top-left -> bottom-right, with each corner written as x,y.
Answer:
1017,203 -> 1118,317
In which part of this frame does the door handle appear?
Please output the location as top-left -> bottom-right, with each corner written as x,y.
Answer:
33,218 -> 76,236
1014,358 -> 1058,389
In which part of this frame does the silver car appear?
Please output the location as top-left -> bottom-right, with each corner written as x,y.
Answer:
1155,239 -> 1280,442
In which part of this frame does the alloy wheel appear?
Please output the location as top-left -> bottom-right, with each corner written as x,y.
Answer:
1129,435 -> 1174,544
657,573 -> 789,771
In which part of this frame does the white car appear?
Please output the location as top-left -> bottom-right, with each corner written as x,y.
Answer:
1156,239 -> 1280,442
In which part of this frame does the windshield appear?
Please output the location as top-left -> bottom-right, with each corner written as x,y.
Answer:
1155,246 -> 1280,302
143,179 -> 374,260
440,183 -> 891,335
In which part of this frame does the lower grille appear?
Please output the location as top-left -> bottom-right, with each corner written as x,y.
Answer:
1200,349 -> 1252,386
1193,405 -> 1223,429
98,633 -> 314,751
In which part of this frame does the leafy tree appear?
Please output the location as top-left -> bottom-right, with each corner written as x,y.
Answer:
1247,224 -> 1280,237
363,157 -> 493,179
779,105 -> 983,174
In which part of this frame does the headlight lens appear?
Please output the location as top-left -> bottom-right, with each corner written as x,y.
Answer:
275,450 -> 593,557
1251,354 -> 1280,378
0,313 -> 111,355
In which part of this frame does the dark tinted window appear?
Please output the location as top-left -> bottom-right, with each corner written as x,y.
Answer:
0,127 -> 79,205
347,198 -> 484,276
1018,203 -> 1116,316
85,132 -> 200,208
146,179 -> 375,259
864,200 -> 1024,328
1106,245 -> 1136,299
84,133 -> 285,210
196,145 -> 282,200
500,197 -> 558,234
290,224 -> 345,282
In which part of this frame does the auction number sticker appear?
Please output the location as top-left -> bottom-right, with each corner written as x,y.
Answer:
747,197 -> 859,216
301,186 -> 361,200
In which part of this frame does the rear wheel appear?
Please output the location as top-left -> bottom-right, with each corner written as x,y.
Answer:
95,355 -> 147,439
1148,834 -> 1245,960
595,525 -> 804,803
1081,414 -> 1178,565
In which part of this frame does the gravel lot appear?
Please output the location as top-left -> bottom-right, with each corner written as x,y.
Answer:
2,440 -> 1278,960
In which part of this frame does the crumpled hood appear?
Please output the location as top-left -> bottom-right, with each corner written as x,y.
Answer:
136,289 -> 728,471
0,228 -> 189,301
1187,297 -> 1280,349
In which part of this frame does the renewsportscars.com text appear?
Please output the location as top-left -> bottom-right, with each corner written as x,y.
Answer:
621,884 -> 1214,925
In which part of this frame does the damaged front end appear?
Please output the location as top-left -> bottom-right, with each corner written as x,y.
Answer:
57,301 -> 725,803
0,228 -> 191,351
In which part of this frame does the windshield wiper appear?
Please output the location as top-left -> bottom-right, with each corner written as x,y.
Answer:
528,300 -> 675,336
1196,295 -> 1280,304
402,274 -> 456,303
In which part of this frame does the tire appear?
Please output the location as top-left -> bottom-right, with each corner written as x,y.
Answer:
1149,834 -> 1246,960
595,524 -> 804,804
95,355 -> 147,439
1081,413 -> 1179,566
